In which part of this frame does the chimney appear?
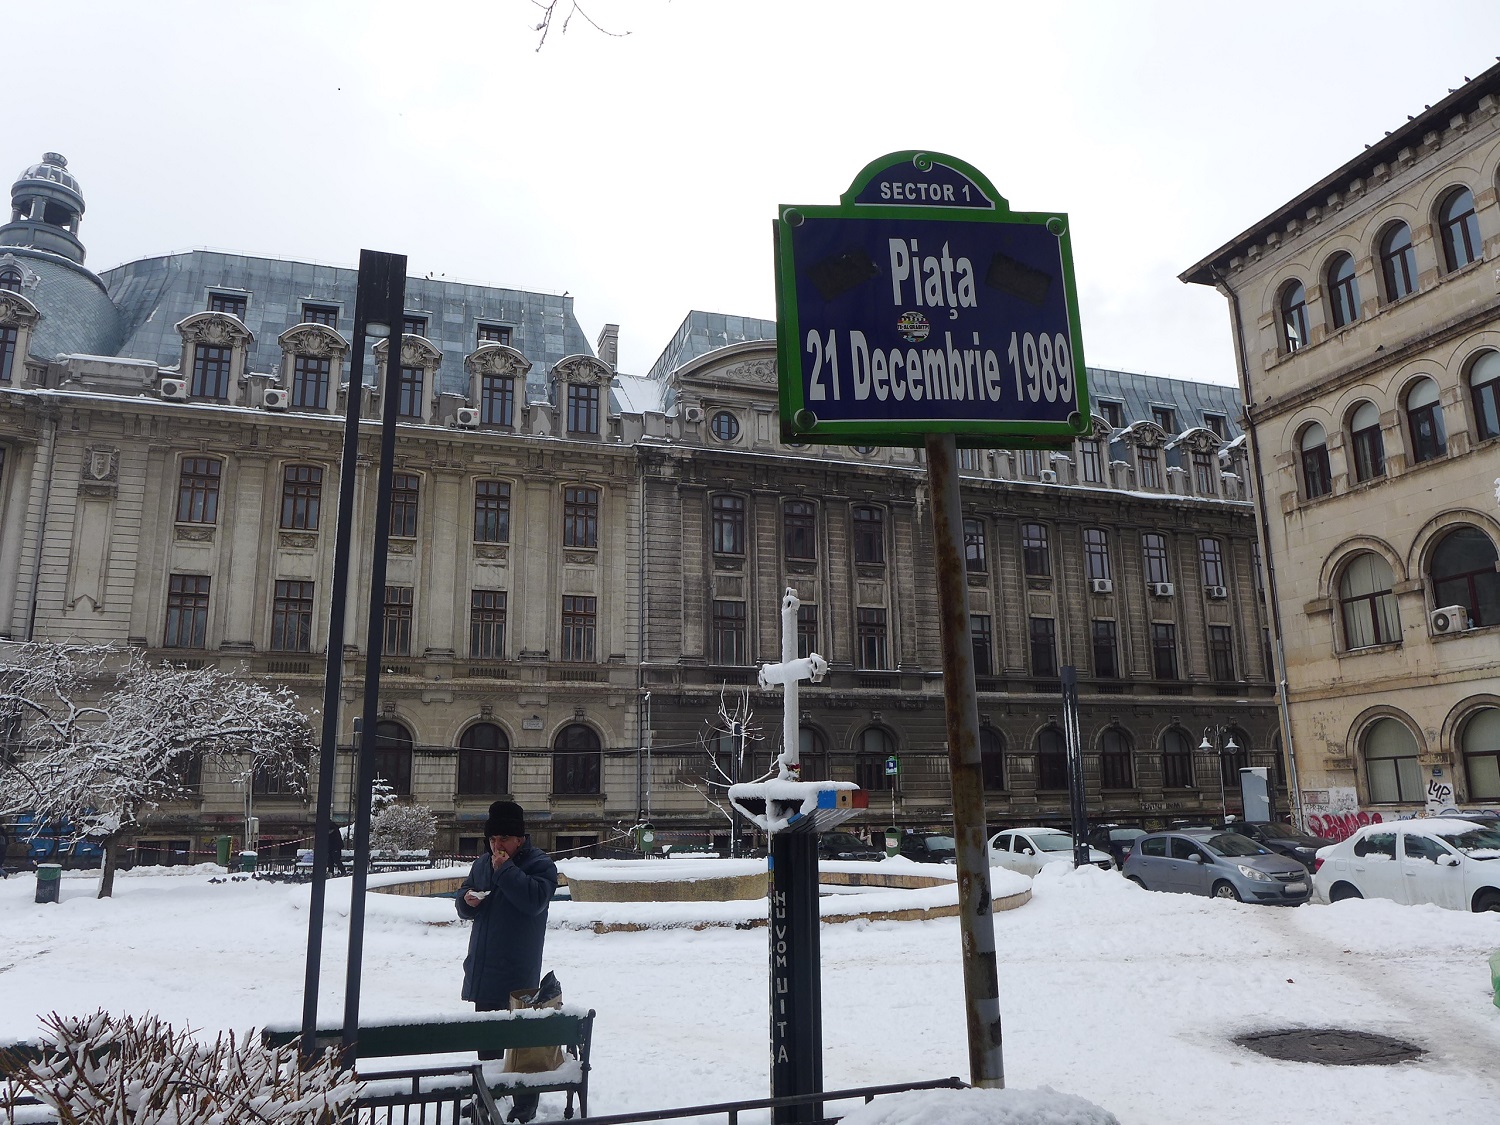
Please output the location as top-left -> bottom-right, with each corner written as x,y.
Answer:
596,323 -> 619,371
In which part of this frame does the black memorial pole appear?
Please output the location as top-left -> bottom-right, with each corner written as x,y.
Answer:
301,250 -> 406,1060
1061,666 -> 1089,868
769,829 -> 823,1125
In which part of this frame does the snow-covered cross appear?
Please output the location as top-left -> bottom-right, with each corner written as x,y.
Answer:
757,588 -> 828,780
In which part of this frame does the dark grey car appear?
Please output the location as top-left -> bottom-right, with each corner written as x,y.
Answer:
1122,830 -> 1310,905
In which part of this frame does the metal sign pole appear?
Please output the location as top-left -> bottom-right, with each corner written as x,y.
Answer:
1062,667 -> 1089,868
925,433 -> 1004,1088
769,830 -> 822,1124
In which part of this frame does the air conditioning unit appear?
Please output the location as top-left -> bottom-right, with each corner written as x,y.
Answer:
158,378 -> 188,401
1038,469 -> 1059,484
1089,578 -> 1113,595
1205,585 -> 1228,600
1430,605 -> 1470,635
683,404 -> 706,424
453,407 -> 481,429
262,388 -> 290,411
1149,582 -> 1175,598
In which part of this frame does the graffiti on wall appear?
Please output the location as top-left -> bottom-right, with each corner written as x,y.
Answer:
1303,786 -> 1382,842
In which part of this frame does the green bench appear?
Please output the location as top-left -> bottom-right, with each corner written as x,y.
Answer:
261,1007 -> 595,1119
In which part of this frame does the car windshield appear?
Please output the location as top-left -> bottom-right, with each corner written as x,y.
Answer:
1110,828 -> 1146,842
1199,833 -> 1269,857
1032,833 -> 1076,852
1436,826 -> 1500,859
923,836 -> 956,852
824,833 -> 867,849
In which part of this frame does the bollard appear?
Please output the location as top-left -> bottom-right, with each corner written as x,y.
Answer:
34,862 -> 61,904
240,850 -> 258,873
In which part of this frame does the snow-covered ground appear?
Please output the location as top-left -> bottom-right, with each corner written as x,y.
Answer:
2,861 -> 1499,1123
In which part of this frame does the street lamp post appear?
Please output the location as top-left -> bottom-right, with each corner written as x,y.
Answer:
1199,727 -> 1240,823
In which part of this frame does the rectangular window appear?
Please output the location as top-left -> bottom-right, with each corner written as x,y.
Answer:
208,292 -> 247,318
470,590 -> 507,659
1021,523 -> 1051,577
1199,538 -> 1225,587
1191,451 -> 1217,495
712,494 -> 745,556
784,501 -> 816,561
567,383 -> 600,435
561,595 -> 597,662
481,374 -> 514,426
1203,412 -> 1227,439
1138,448 -> 1162,488
1018,449 -> 1043,479
797,604 -> 818,660
1151,405 -> 1176,432
1142,533 -> 1171,585
1092,620 -> 1118,678
291,354 -> 330,410
970,614 -> 993,676
957,448 -> 982,472
390,473 -> 420,537
713,600 -> 747,664
271,580 -> 315,652
383,586 -> 414,656
1080,438 -> 1104,483
279,464 -> 323,530
1099,400 -> 1124,429
1209,625 -> 1235,682
190,344 -> 232,399
477,323 -> 511,345
1029,616 -> 1057,677
301,304 -> 338,327
857,607 -> 888,670
1084,528 -> 1111,581
164,574 -> 210,649
403,315 -> 428,338
964,518 -> 987,572
563,486 -> 599,548
397,366 -> 424,419
853,506 -> 885,564
176,458 -> 222,524
474,480 -> 511,543
0,326 -> 16,382
1151,622 -> 1178,680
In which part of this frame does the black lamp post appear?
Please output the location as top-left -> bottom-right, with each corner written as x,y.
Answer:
1199,726 -> 1241,824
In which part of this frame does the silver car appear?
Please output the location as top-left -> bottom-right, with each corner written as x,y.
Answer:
1122,830 -> 1310,904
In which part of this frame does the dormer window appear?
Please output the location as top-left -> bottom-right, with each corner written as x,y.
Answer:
0,268 -> 21,293
477,323 -> 511,346
1150,405 -> 1176,432
1203,412 -> 1227,439
301,303 -> 339,327
208,292 -> 247,319
403,315 -> 428,338
1098,400 -> 1124,429
191,344 -> 233,400
711,411 -> 740,442
567,382 -> 600,435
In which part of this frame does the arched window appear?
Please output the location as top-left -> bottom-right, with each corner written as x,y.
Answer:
553,724 -> 601,795
1379,222 -> 1418,301
1363,717 -> 1420,803
1348,401 -> 1385,482
1461,708 -> 1500,802
855,727 -> 895,791
1339,553 -> 1400,648
1298,423 -> 1331,499
1468,351 -> 1500,442
980,728 -> 1006,791
1279,281 -> 1310,352
458,722 -> 510,797
798,727 -> 828,782
1326,252 -> 1360,328
0,268 -> 21,293
1438,187 -> 1482,271
374,720 -> 414,796
1100,728 -> 1134,789
1035,727 -> 1067,790
1404,377 -> 1446,463
1431,526 -> 1500,627
1161,728 -> 1195,789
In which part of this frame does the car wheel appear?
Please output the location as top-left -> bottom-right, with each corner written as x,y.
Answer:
1473,889 -> 1500,913
1329,882 -> 1363,902
1126,876 -> 1146,889
1211,881 -> 1241,902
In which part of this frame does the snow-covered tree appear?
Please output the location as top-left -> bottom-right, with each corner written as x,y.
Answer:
369,775 -> 396,815
0,642 -> 315,898
369,803 -> 436,857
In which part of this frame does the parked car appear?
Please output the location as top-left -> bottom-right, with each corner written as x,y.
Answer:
1313,819 -> 1500,912
897,830 -> 956,864
988,827 -> 1112,876
1220,819 -> 1335,869
1122,829 -> 1310,904
817,831 -> 885,861
1086,824 -> 1147,869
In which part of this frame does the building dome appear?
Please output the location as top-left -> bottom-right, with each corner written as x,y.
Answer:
3,152 -> 87,264
16,153 -> 84,207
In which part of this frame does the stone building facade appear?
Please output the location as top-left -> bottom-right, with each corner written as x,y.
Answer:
1183,66 -> 1500,837
1,152 -> 1281,862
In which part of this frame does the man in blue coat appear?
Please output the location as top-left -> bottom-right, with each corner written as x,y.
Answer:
457,800 -> 558,1123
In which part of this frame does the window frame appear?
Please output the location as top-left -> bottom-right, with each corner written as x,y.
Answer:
1198,537 -> 1225,588
1430,526 -> 1500,628
1379,222 -> 1418,301
397,365 -> 424,420
481,373 -> 515,427
1142,533 -> 1171,585
856,607 -> 888,670
964,518 -> 987,573
270,579 -> 315,653
382,585 -> 414,656
553,723 -> 602,795
1028,616 -> 1057,678
1404,378 -> 1447,464
1162,729 -> 1195,789
567,382 -> 601,436
1151,622 -> 1178,680
1100,728 -> 1134,789
1468,351 -> 1500,442
712,493 -> 746,557
458,722 -> 510,797
1208,624 -> 1235,682
1348,401 -> 1385,482
291,353 -> 331,410
176,457 -> 222,524
563,486 -> 600,549
1339,552 -> 1401,649
1279,281 -> 1310,353
712,600 -> 748,665
190,343 -> 233,400
970,613 -> 993,676
390,473 -> 420,538
561,595 -> 597,662
1299,422 -> 1332,499
852,505 -> 886,565
164,574 -> 211,649
473,480 -> 511,544
783,500 -> 817,561
1091,619 -> 1118,679
1021,522 -> 1051,578
469,590 -> 507,659
279,464 -> 323,531
1325,252 -> 1360,329
1438,186 -> 1482,272
1084,528 -> 1111,581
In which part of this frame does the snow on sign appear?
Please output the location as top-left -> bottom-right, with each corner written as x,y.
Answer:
774,151 -> 1091,447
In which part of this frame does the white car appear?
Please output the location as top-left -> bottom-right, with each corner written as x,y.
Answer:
988,827 -> 1113,876
1313,818 -> 1500,912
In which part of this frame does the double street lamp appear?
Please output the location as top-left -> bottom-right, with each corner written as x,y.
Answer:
1199,726 -> 1240,824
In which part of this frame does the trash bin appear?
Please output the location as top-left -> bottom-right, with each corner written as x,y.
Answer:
35,862 -> 61,904
634,823 -> 656,854
216,835 -> 233,867
239,850 -> 257,873
883,828 -> 900,857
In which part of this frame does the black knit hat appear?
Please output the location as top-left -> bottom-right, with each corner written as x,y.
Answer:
485,800 -> 526,838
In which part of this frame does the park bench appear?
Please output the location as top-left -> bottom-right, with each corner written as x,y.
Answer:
261,1006 -> 596,1120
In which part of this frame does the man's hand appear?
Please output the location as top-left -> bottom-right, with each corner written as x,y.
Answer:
463,889 -> 484,907
490,837 -> 511,870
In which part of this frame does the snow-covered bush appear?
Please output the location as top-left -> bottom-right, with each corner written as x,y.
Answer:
369,803 -> 437,857
0,1009 -> 359,1124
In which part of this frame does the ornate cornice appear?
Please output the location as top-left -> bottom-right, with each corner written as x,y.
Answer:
550,354 -> 612,388
177,311 -> 253,349
278,323 -> 349,358
374,333 -> 443,371
465,343 -> 532,380
0,289 -> 42,328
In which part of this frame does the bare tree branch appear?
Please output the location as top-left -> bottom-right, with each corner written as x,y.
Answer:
531,0 -> 630,51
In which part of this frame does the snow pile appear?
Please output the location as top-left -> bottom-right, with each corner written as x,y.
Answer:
557,858 -> 768,882
840,1087 -> 1118,1125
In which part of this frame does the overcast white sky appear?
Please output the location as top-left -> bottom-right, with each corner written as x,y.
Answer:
11,1 -> 1500,384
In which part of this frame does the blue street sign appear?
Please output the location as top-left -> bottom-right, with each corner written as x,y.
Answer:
884,755 -> 899,777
